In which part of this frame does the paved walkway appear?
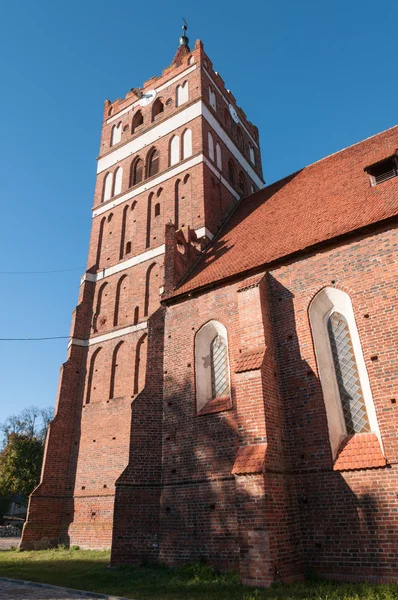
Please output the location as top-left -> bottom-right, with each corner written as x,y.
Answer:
0,539 -> 20,551
0,579 -> 130,600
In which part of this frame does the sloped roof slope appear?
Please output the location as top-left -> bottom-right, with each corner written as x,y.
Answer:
174,126 -> 398,297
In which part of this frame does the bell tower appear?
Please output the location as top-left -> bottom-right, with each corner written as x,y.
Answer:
21,27 -> 264,551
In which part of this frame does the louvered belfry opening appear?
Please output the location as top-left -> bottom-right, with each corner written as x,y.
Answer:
327,312 -> 370,434
366,155 -> 398,185
210,335 -> 229,398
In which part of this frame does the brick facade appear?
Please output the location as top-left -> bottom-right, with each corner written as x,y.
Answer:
21,32 -> 398,587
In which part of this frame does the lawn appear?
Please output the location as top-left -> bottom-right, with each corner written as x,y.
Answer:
0,547 -> 397,600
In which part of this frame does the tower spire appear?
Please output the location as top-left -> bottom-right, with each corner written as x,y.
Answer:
179,18 -> 190,49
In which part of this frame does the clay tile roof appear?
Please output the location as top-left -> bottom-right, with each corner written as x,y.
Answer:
232,444 -> 267,475
237,273 -> 265,292
173,126 -> 398,298
235,348 -> 265,373
333,433 -> 386,471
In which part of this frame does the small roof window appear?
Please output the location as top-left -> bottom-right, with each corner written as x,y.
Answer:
365,154 -> 398,186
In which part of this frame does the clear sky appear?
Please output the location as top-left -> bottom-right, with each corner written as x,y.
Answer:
0,0 -> 396,424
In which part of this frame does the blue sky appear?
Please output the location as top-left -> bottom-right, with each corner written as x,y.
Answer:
0,0 -> 396,425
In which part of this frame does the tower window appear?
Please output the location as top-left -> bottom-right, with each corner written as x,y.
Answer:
228,160 -> 236,185
209,86 -> 217,111
176,81 -> 189,107
237,126 -> 244,150
154,202 -> 161,217
182,129 -> 192,159
365,155 -> 398,186
249,145 -> 255,165
224,109 -> 231,130
216,143 -> 222,170
132,110 -> 144,133
208,132 -> 215,162
110,122 -> 122,146
152,98 -> 164,121
170,135 -> 180,166
130,158 -> 143,186
147,148 -> 160,177
238,171 -> 246,195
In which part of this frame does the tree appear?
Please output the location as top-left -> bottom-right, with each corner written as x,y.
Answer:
0,434 -> 43,503
0,405 -> 53,446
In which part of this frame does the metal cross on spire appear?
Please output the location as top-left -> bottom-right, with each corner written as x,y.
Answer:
179,17 -> 189,47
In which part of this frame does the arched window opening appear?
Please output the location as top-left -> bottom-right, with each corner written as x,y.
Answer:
132,110 -> 144,133
95,217 -> 106,269
228,160 -> 236,185
224,109 -> 231,130
113,274 -> 128,327
146,192 -> 153,248
119,205 -> 128,260
108,106 -> 113,116
195,320 -> 231,412
93,282 -> 109,332
152,98 -> 164,121
86,347 -> 102,404
109,341 -> 124,400
133,306 -> 139,325
208,132 -> 215,161
134,333 -> 147,395
125,241 -> 132,254
327,312 -> 370,435
103,172 -> 113,202
170,135 -> 180,166
188,55 -> 194,65
130,157 -> 143,187
209,86 -> 216,110
113,167 -> 123,197
144,262 -> 157,316
154,202 -> 161,217
182,129 -> 192,159
111,122 -> 122,146
174,179 -> 180,229
176,80 -> 189,106
237,126 -> 244,149
309,287 -> 380,458
210,335 -> 230,398
216,143 -> 222,170
238,171 -> 246,195
147,148 -> 160,178
249,145 -> 255,164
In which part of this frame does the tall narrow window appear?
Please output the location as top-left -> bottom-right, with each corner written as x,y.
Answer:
210,335 -> 230,398
170,135 -> 180,166
228,160 -> 235,184
109,341 -> 124,399
95,217 -> 106,269
113,167 -> 122,196
86,347 -> 102,404
327,312 -> 370,434
119,205 -> 128,260
208,132 -> 215,161
309,287 -> 380,458
103,172 -> 113,202
113,274 -> 128,327
111,122 -> 122,146
216,143 -> 222,170
249,145 -> 255,165
238,171 -> 246,195
132,110 -> 144,133
152,98 -> 164,121
176,81 -> 189,106
195,321 -> 231,412
174,179 -> 180,229
130,157 -> 143,186
209,86 -> 216,110
182,129 -> 192,159
146,193 -> 153,248
147,148 -> 160,177
237,126 -> 244,150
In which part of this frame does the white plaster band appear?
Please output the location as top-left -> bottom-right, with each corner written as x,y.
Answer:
106,65 -> 197,125
98,102 -> 202,174
195,227 -> 214,240
93,154 -> 203,217
69,321 -> 148,349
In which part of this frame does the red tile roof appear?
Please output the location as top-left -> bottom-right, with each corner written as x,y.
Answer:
333,433 -> 386,471
173,126 -> 398,297
232,444 -> 267,475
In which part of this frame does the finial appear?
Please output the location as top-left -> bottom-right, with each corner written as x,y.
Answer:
179,18 -> 190,48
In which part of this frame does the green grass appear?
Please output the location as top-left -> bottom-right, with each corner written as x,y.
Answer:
0,547 -> 397,600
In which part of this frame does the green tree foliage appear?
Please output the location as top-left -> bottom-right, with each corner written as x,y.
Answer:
0,434 -> 43,501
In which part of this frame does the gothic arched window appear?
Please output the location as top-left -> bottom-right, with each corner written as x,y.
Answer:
152,98 -> 164,121
110,122 -> 122,146
102,172 -> 113,202
228,160 -> 236,185
182,129 -> 192,159
309,287 -> 380,458
113,167 -> 123,196
238,171 -> 246,194
170,135 -> 180,166
216,143 -> 222,170
195,320 -> 231,412
327,312 -> 370,435
132,110 -> 144,133
176,81 -> 189,106
208,132 -> 215,162
130,158 -> 143,186
210,335 -> 229,398
147,148 -> 160,178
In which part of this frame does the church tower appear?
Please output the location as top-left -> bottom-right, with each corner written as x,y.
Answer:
21,28 -> 264,551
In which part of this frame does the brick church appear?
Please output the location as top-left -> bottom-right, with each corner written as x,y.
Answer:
21,28 -> 398,586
